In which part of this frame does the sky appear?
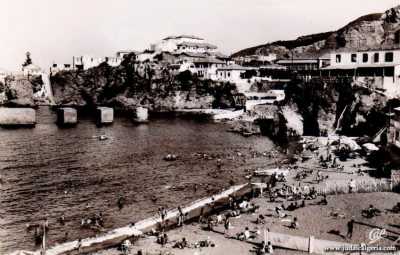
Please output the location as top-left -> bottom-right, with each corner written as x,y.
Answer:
1,0 -> 399,71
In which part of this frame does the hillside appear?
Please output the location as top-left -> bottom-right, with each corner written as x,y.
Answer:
232,6 -> 400,59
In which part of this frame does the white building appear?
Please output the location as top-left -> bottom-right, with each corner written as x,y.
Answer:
234,54 -> 277,65
22,64 -> 43,76
214,64 -> 254,81
49,63 -> 73,75
213,64 -> 257,93
153,35 -> 217,54
72,55 -> 123,70
51,50 -> 140,73
323,49 -> 400,96
0,68 -> 11,83
193,58 -> 226,79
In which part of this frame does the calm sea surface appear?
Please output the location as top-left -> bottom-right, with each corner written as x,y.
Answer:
0,107 -> 277,253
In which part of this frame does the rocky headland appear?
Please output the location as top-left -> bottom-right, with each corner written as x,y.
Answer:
49,54 -> 238,113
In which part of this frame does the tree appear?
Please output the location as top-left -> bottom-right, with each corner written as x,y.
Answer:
22,52 -> 33,68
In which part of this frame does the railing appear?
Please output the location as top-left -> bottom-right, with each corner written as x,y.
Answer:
317,179 -> 392,195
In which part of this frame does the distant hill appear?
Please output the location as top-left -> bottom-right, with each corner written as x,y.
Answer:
232,6 -> 400,59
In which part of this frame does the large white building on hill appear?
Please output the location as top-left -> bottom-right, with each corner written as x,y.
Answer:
152,35 -> 217,54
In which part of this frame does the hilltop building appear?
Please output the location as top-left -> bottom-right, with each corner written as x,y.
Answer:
152,35 -> 217,54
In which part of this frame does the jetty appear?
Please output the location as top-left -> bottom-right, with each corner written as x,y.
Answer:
19,184 -> 250,255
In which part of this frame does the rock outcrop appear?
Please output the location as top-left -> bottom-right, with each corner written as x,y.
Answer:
50,54 -> 238,112
3,76 -> 35,107
0,74 -> 51,107
283,77 -> 390,138
232,6 -> 400,59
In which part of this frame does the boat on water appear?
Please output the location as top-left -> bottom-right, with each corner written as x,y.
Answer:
98,135 -> 108,141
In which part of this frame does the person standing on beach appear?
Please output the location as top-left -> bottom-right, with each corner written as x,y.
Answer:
224,217 -> 230,236
76,238 -> 82,253
216,158 -> 222,171
118,195 -> 125,210
348,179 -> 356,193
177,206 -> 184,227
347,219 -> 354,239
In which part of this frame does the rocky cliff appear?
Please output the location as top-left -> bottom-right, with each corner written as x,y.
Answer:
50,54 -> 237,112
283,77 -> 389,138
0,74 -> 52,107
232,6 -> 400,59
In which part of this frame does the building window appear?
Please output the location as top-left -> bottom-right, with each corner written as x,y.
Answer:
385,52 -> 394,62
351,54 -> 357,63
396,30 -> 400,44
227,72 -> 231,77
374,53 -> 379,63
336,54 -> 341,63
362,53 -> 368,63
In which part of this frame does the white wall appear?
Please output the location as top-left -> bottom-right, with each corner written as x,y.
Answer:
331,50 -> 400,67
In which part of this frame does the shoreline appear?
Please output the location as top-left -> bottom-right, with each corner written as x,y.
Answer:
17,184 -> 251,255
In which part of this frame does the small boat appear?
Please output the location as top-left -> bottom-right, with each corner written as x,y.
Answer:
99,135 -> 108,141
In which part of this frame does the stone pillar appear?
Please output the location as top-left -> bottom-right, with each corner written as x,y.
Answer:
0,108 -> 36,127
57,107 -> 77,126
96,107 -> 114,125
133,107 -> 148,123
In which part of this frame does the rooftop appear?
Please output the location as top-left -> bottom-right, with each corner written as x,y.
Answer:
163,35 -> 204,41
177,41 -> 217,49
178,52 -> 209,58
259,64 -> 287,70
276,59 -> 323,64
217,64 -> 255,71
333,47 -> 400,54
322,63 -> 399,70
